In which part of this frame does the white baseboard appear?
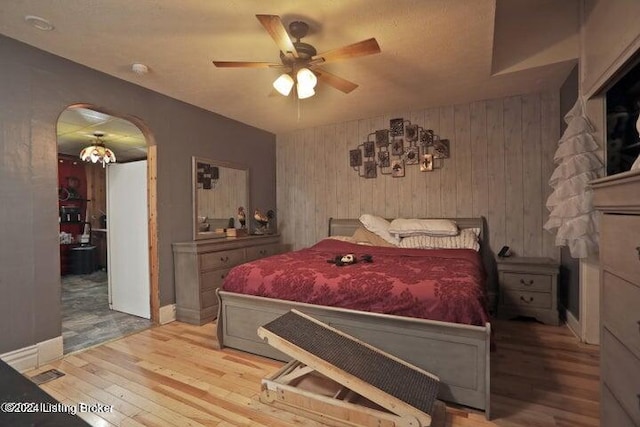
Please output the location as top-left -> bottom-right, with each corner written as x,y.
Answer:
565,309 -> 581,341
159,304 -> 176,325
1,336 -> 63,373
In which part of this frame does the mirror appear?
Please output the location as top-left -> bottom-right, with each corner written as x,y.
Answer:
192,157 -> 249,240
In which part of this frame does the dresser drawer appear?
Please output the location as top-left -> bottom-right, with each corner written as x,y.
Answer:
501,289 -> 551,309
201,268 -> 232,292
602,329 -> 640,426
601,214 -> 640,283
603,271 -> 640,360
200,248 -> 245,270
602,384 -> 636,427
501,272 -> 552,292
246,243 -> 282,262
201,289 -> 218,309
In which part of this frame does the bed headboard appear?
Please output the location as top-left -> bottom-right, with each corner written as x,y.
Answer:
328,217 -> 485,241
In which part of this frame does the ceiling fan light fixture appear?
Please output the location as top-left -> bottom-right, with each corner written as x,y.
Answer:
296,68 -> 317,89
273,73 -> 294,96
297,83 -> 315,99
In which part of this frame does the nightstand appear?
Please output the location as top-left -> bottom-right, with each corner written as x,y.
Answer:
497,257 -> 560,325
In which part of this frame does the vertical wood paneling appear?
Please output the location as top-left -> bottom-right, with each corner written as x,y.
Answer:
409,109 -> 425,218
486,98 -> 506,253
346,120 -> 360,219
503,96 -> 525,257
439,106 -> 456,217
454,104 -> 472,216
541,92 -> 561,260
277,91 -> 561,257
423,108 -> 441,217
522,93 -> 543,257
470,102 -> 488,220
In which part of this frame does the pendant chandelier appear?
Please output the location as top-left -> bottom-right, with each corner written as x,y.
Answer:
80,131 -> 116,167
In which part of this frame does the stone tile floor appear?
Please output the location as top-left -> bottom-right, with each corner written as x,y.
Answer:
61,271 -> 153,354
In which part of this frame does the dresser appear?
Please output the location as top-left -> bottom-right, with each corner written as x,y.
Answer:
173,234 -> 285,325
497,257 -> 560,325
591,169 -> 640,427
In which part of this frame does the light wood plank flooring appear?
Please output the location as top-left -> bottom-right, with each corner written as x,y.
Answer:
27,319 -> 600,426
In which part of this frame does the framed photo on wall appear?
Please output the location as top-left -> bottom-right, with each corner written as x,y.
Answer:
349,149 -> 363,167
391,160 -> 405,177
391,139 -> 404,156
420,154 -> 434,172
363,141 -> 375,158
405,146 -> 419,165
364,161 -> 377,178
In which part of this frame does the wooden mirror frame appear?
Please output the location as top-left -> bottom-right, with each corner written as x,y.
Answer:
192,156 -> 250,240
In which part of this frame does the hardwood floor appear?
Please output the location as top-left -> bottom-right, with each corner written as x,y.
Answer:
27,318 -> 600,426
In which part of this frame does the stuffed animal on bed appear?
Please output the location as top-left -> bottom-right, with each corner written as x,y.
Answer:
327,254 -> 373,266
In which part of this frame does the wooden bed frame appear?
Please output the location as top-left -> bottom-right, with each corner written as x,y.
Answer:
215,217 -> 491,418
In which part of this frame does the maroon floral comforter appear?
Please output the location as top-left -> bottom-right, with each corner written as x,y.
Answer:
222,239 -> 489,326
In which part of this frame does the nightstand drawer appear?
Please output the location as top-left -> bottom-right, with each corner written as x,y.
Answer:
200,248 -> 245,270
501,289 -> 551,309
502,272 -> 552,292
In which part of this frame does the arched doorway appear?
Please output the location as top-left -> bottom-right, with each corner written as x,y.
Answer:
56,105 -> 159,354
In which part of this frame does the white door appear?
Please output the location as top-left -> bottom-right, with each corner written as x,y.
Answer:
106,160 -> 150,319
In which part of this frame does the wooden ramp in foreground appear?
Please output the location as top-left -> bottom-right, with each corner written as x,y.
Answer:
257,309 -> 444,427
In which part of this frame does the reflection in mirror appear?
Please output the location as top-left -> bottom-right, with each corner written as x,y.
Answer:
193,157 -> 249,240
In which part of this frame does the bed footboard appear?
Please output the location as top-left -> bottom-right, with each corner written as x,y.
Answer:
215,289 -> 491,418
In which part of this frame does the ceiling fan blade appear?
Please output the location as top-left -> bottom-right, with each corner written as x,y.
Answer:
314,67 -> 359,94
313,38 -> 381,63
212,61 -> 282,68
256,14 -> 299,58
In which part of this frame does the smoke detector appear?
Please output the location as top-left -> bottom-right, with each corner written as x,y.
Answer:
131,63 -> 149,75
24,15 -> 54,31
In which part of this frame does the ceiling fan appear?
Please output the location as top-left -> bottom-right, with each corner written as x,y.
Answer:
212,14 -> 381,99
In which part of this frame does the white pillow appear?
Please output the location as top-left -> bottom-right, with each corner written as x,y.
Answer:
358,214 -> 400,245
398,228 -> 480,251
389,218 -> 459,237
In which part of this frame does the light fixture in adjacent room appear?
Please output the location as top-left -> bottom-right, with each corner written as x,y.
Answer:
80,132 -> 116,167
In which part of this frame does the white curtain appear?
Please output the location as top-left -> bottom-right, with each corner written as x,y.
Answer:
544,99 -> 604,258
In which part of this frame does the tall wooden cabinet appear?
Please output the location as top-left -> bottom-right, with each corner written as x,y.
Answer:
172,235 -> 285,325
591,169 -> 640,426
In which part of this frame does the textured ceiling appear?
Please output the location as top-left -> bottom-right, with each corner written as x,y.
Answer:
0,0 -> 579,134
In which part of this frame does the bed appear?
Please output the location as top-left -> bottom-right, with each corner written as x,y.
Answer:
215,217 -> 492,417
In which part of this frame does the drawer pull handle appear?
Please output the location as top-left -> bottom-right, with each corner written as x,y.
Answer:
520,296 -> 534,304
221,274 -> 226,279
520,279 -> 534,286
636,246 -> 640,260
220,256 -> 229,263
259,249 -> 267,255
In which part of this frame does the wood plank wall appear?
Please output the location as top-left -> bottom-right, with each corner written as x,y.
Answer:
276,91 -> 561,260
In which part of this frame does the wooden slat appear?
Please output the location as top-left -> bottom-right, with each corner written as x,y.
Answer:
147,144 -> 159,323
439,105 -> 457,217
486,97 -> 507,256
522,93 -> 543,257
503,96 -> 525,257
423,107 -> 442,217
454,103 -> 473,216
470,101 -> 489,220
